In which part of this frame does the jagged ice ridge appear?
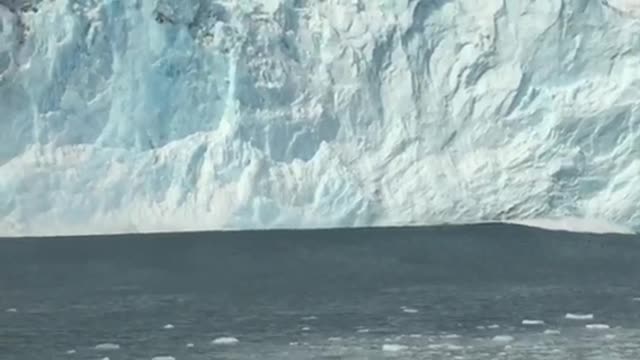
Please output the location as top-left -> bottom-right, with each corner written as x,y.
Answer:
0,0 -> 639,236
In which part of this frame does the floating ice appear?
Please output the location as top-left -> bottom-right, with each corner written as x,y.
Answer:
163,324 -> 175,329
94,343 -> 120,351
65,349 -> 76,354
441,334 -> 461,339
586,324 -> 611,330
492,335 -> 515,343
301,326 -> 311,332
544,329 -> 561,335
5,308 -> 17,313
487,324 -> 501,329
212,337 -> 239,345
151,357 -> 175,360
356,328 -> 370,333
565,313 -> 595,320
401,306 -> 419,314
328,337 -> 342,342
186,343 -> 195,348
301,316 -> 318,321
522,319 -> 545,326
382,344 -> 408,352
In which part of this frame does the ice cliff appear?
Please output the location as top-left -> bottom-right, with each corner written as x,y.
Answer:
0,0 -> 639,236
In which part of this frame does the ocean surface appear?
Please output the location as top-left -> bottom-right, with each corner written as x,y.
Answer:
1,223 -> 640,360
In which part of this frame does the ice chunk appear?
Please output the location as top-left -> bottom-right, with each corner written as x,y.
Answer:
186,343 -> 195,348
492,335 -> 514,343
401,306 -> 419,314
301,326 -> 311,332
66,349 -> 76,354
356,328 -> 370,333
163,324 -> 175,329
94,343 -> 120,351
544,329 -> 561,335
487,324 -> 500,329
212,337 -> 239,345
5,308 -> 17,313
382,344 -> 408,352
565,313 -> 594,320
328,337 -> 342,342
301,316 -> 318,321
585,324 -> 610,330
522,319 -> 545,325
151,357 -> 175,360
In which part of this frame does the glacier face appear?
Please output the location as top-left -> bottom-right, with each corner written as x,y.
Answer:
0,0 -> 639,236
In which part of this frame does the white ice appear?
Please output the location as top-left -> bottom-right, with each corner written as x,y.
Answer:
212,337 -> 239,345
492,335 -> 515,343
401,306 -> 419,314
94,343 -> 120,351
565,313 -> 595,320
586,324 -> 611,330
1,0 -> 640,236
382,344 -> 408,352
522,319 -> 545,325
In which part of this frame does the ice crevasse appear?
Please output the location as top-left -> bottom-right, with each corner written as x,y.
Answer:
0,0 -> 639,236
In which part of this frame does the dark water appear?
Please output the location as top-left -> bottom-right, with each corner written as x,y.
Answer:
1,223 -> 640,359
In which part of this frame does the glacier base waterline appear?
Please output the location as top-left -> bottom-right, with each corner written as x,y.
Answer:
0,0 -> 639,236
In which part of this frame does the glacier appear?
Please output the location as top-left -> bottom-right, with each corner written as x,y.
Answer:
0,0 -> 639,236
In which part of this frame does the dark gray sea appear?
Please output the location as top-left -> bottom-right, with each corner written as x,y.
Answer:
1,223 -> 640,360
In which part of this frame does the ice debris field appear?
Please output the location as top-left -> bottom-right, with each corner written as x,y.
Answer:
0,0 -> 639,236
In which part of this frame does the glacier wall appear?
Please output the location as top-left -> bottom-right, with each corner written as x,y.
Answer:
0,0 -> 639,236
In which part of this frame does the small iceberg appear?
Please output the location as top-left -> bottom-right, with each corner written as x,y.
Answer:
401,306 -> 419,314
492,335 -> 514,343
382,344 -> 408,352
5,308 -> 18,313
95,343 -> 120,351
585,324 -> 610,330
66,349 -> 76,354
544,329 -> 561,335
565,313 -> 594,320
212,337 -> 239,345
151,357 -> 175,360
186,343 -> 195,348
301,316 -> 318,321
522,319 -> 545,326
163,324 -> 175,329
